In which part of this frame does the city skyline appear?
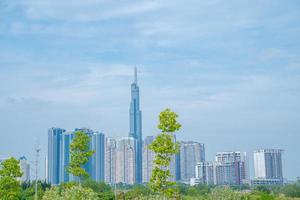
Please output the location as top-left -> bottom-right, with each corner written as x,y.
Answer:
0,0 -> 299,181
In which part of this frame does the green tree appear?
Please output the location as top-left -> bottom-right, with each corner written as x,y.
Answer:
149,108 -> 181,199
67,131 -> 94,183
82,179 -> 114,200
0,157 -> 23,200
280,184 -> 300,198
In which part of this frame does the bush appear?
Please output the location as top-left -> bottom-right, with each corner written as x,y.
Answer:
42,185 -> 100,200
281,184 -> 300,198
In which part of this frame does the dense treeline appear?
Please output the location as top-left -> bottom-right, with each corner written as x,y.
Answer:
1,157 -> 300,199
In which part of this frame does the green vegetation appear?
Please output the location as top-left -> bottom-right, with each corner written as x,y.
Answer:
0,157 -> 23,200
1,110 -> 300,200
20,181 -> 51,200
67,131 -> 95,182
149,108 -> 181,199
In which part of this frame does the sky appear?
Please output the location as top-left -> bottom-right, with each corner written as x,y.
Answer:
0,0 -> 299,180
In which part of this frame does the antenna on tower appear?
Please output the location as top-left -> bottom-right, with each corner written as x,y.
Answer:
34,139 -> 41,200
134,66 -> 138,84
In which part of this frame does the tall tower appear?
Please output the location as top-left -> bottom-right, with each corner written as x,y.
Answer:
129,67 -> 142,183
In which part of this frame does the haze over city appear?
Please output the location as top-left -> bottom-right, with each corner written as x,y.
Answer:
0,0 -> 299,181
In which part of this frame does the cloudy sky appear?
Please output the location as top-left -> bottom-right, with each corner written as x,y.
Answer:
0,0 -> 299,180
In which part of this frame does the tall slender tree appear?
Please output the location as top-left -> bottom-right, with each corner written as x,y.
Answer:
149,108 -> 181,199
0,157 -> 23,200
68,131 -> 94,183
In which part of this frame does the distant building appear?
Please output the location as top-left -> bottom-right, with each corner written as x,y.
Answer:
47,127 -> 105,184
105,138 -> 117,184
91,132 -> 105,182
214,161 -> 241,185
215,151 -> 249,184
60,131 -> 73,183
116,137 -> 136,184
47,127 -> 65,184
19,156 -> 30,182
253,149 -> 284,185
194,151 -> 248,186
168,135 -> 181,182
180,141 -> 205,182
129,67 -> 143,183
142,136 -> 155,183
195,161 -> 215,185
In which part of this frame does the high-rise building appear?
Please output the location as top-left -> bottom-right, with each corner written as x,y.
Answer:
47,127 -> 65,184
19,156 -> 30,182
195,162 -> 215,185
215,151 -> 249,184
129,67 -> 143,183
142,136 -> 155,183
194,151 -> 248,186
214,161 -> 241,185
92,132 -> 105,182
60,131 -> 73,183
180,141 -> 205,182
74,128 -> 94,178
116,137 -> 136,184
253,149 -> 283,185
105,138 -> 117,184
47,127 -> 105,184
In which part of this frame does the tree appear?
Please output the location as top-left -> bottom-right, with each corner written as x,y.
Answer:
0,157 -> 23,200
149,108 -> 181,199
67,131 -> 94,183
281,184 -> 300,198
82,179 -> 114,200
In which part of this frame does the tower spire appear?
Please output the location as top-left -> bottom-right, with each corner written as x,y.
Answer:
134,67 -> 137,84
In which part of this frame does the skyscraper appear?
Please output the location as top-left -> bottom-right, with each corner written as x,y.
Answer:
142,136 -> 155,183
116,137 -> 136,184
92,132 -> 105,182
105,138 -> 117,184
47,127 -> 65,185
60,131 -> 73,183
47,127 -> 105,184
253,149 -> 283,185
179,141 -> 205,182
129,67 -> 142,183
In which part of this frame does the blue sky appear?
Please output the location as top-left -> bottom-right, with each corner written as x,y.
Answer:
0,0 -> 299,180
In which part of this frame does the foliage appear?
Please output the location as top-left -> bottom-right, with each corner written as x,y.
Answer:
42,185 -> 99,200
82,179 -> 114,200
20,181 -> 51,200
124,184 -> 154,199
68,131 -> 95,181
149,108 -> 181,198
208,187 -> 243,200
42,187 -> 62,200
0,157 -> 22,200
281,184 -> 300,198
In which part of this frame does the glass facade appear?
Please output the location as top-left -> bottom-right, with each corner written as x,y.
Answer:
129,67 -> 143,183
